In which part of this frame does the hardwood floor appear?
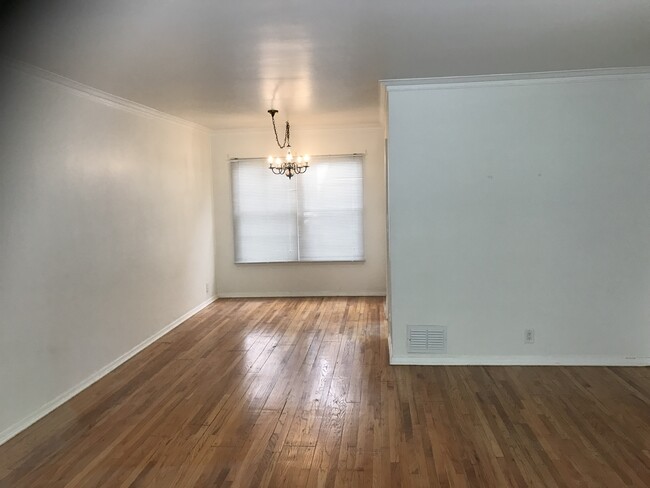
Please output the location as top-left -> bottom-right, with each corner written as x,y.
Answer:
0,297 -> 648,487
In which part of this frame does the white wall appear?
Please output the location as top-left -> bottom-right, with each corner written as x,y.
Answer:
386,71 -> 650,364
0,64 -> 215,442
212,126 -> 386,297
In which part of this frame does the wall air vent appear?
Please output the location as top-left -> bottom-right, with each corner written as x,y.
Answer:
407,325 -> 447,354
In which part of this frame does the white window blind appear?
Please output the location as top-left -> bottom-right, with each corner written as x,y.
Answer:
231,154 -> 364,263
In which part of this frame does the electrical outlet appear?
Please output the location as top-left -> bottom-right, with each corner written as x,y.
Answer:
524,329 -> 535,344
205,283 -> 209,294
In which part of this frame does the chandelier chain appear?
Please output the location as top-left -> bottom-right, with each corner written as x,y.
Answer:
270,110 -> 290,149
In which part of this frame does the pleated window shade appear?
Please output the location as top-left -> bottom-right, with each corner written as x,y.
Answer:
231,154 -> 364,263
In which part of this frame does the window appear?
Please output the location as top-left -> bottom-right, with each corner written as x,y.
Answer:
231,154 -> 364,263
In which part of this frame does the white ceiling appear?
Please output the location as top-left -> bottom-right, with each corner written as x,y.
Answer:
2,0 -> 650,130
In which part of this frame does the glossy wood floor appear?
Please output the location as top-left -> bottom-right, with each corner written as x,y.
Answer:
0,297 -> 648,487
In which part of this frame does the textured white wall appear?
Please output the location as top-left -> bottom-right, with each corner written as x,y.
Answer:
212,126 -> 386,297
387,72 -> 650,364
0,64 -> 215,440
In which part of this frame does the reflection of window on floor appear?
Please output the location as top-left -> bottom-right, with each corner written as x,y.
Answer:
231,154 -> 364,263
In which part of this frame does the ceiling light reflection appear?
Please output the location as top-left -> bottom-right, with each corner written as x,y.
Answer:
258,31 -> 313,115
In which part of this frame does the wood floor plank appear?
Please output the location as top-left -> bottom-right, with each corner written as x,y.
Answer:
0,297 -> 648,487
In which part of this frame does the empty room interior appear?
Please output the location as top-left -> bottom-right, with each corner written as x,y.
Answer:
1,1 -> 649,487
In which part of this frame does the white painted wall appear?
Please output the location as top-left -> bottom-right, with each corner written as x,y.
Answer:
212,126 -> 386,297
0,64 -> 215,442
386,71 -> 650,364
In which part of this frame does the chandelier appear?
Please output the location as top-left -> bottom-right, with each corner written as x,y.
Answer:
266,109 -> 309,179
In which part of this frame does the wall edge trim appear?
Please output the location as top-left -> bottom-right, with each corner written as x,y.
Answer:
1,56 -> 212,133
381,67 -> 650,92
212,123 -> 383,135
0,296 -> 218,447
389,354 -> 650,367
217,291 -> 387,298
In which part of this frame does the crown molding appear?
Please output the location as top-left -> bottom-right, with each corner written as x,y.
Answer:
211,123 -> 382,137
381,66 -> 650,93
1,57 -> 212,134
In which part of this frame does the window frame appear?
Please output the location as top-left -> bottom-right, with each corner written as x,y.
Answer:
230,153 -> 365,265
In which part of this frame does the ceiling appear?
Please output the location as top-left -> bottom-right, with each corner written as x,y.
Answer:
2,0 -> 650,130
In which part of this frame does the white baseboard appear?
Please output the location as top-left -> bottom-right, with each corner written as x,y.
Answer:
0,296 -> 217,447
389,354 -> 650,367
217,291 -> 387,298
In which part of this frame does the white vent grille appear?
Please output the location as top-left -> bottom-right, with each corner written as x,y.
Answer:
408,325 -> 447,354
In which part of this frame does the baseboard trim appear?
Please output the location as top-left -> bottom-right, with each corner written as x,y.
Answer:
217,291 -> 387,298
389,354 -> 650,367
0,296 -> 218,446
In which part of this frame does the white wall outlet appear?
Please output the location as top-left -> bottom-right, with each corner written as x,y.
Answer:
205,283 -> 209,294
524,329 -> 535,344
